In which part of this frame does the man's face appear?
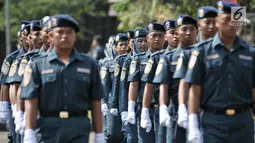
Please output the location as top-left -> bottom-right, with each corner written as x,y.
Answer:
21,32 -> 29,48
40,27 -> 50,47
198,17 -> 217,39
137,37 -> 148,52
177,25 -> 198,46
50,27 -> 76,50
116,41 -> 129,55
165,29 -> 179,48
128,39 -> 134,51
216,13 -> 240,37
146,31 -> 165,51
29,30 -> 43,49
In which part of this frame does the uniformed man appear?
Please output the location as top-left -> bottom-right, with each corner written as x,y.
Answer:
15,17 -> 52,138
8,20 -> 42,143
127,22 -> 165,143
107,33 -> 129,142
100,35 -> 116,142
141,23 -> 169,143
197,6 -> 218,41
126,30 -> 135,51
172,15 -> 198,142
1,21 -> 30,143
119,28 -> 148,143
186,2 -> 254,143
89,34 -> 106,61
152,20 -> 180,143
39,16 -> 51,53
21,14 -> 104,143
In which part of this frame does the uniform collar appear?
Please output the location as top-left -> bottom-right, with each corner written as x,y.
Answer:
48,48 -> 83,63
212,33 -> 244,50
146,49 -> 152,58
39,47 -> 46,53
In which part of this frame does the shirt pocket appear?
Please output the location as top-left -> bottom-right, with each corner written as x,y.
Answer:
75,73 -> 91,94
238,60 -> 252,83
41,73 -> 56,84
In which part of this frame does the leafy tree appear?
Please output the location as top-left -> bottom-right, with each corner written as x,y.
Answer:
113,0 -> 255,31
0,0 -> 106,40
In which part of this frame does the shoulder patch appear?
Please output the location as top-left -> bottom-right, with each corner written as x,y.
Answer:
8,60 -> 19,77
1,60 -> 10,76
22,66 -> 32,87
176,56 -> 183,71
144,58 -> 154,74
188,50 -> 199,70
114,64 -> 120,77
155,59 -> 164,76
120,67 -> 127,81
18,59 -> 28,76
129,60 -> 137,75
100,67 -> 107,80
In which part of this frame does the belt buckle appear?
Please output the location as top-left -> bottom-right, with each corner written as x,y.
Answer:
59,111 -> 69,118
226,109 -> 235,116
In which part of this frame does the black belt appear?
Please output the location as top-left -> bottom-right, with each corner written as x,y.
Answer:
39,111 -> 88,118
203,105 -> 250,116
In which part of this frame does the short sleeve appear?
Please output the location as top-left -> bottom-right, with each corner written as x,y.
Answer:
185,49 -> 205,85
128,58 -> 140,82
173,52 -> 189,79
90,61 -> 105,100
141,57 -> 157,83
20,60 -> 41,99
153,57 -> 169,84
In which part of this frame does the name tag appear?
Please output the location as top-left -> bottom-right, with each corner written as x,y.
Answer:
77,67 -> 91,74
239,55 -> 252,61
41,69 -> 54,74
207,54 -> 219,60
170,61 -> 177,65
140,62 -> 147,65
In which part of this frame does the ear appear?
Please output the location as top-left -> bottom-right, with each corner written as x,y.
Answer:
164,33 -> 168,41
197,20 -> 202,31
28,34 -> 32,40
215,16 -> 219,28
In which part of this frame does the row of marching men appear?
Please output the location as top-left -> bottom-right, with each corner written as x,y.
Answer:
0,16 -> 53,143
99,1 -> 255,143
0,14 -> 108,143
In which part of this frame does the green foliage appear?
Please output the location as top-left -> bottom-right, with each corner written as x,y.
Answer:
113,0 -> 176,31
0,0 -> 106,40
113,0 -> 255,32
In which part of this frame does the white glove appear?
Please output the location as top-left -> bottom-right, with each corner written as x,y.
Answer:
178,104 -> 188,129
121,111 -> 128,125
110,108 -> 118,116
127,101 -> 136,124
94,133 -> 104,143
159,105 -> 171,127
12,104 -> 17,118
140,108 -> 152,133
188,113 -> 202,143
0,102 -> 4,123
15,111 -> 24,134
23,129 -> 36,143
101,103 -> 108,116
20,113 -> 26,135
0,101 -> 10,123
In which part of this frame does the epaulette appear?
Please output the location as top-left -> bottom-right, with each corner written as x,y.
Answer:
163,49 -> 176,56
134,52 -> 146,58
115,53 -> 128,61
151,49 -> 165,57
196,37 -> 213,48
5,50 -> 19,60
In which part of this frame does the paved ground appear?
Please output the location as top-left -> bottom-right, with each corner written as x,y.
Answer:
0,131 -> 95,143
